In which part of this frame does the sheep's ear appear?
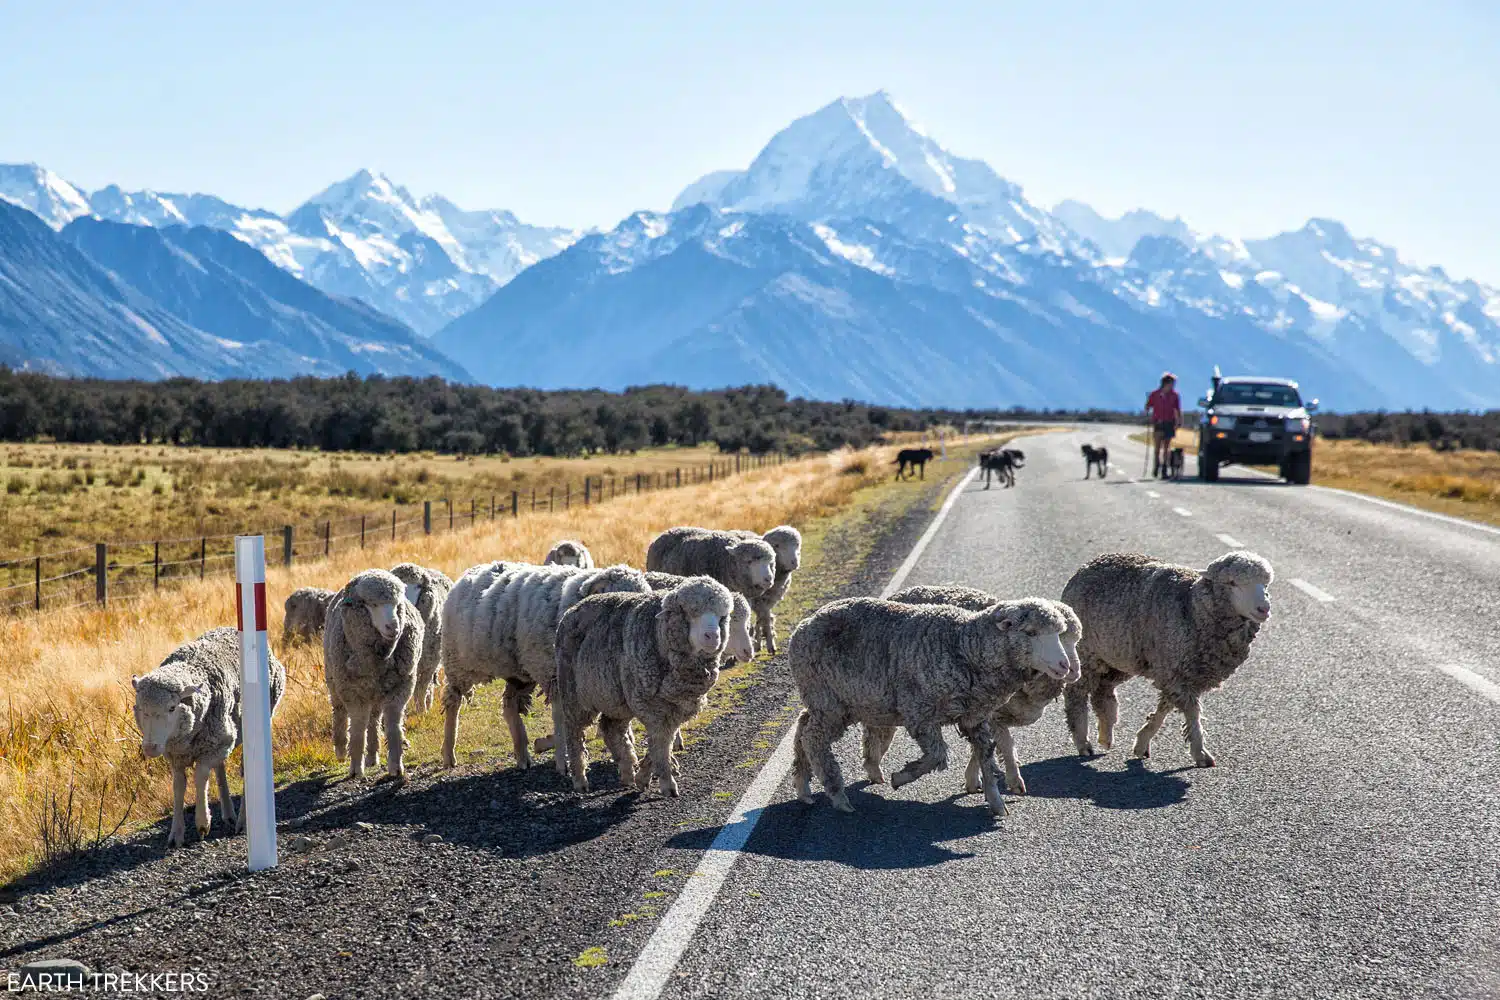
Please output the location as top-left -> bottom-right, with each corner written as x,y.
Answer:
179,684 -> 205,703
130,675 -> 141,690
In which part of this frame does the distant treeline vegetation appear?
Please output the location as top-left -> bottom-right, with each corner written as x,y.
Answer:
0,371 -> 1061,456
1315,410 -> 1500,451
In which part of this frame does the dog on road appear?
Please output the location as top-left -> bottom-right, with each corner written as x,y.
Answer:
1082,444 -> 1109,479
1166,447 -> 1185,480
980,448 -> 1025,489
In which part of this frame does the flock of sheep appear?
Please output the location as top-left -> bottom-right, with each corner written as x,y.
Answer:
129,502 -> 1276,847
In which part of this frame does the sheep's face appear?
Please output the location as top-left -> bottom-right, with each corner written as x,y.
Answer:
548,543 -> 587,568
131,681 -> 205,757
992,601 -> 1076,681
735,542 -> 777,592
687,611 -> 725,656
765,527 -> 802,573
366,600 -> 401,643
1207,551 -> 1274,624
725,598 -> 754,662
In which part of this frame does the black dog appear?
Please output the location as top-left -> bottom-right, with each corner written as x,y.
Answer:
1166,447 -> 1185,480
893,447 -> 936,480
1081,444 -> 1109,479
980,448 -> 1025,489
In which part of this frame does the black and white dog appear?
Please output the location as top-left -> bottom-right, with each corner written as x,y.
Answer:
1165,447 -> 1185,480
1081,444 -> 1109,479
980,448 -> 1025,489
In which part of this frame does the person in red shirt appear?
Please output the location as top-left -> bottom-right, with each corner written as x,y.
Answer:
1146,372 -> 1181,477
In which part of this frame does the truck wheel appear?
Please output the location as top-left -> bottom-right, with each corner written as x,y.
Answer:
1200,451 -> 1220,483
1287,451 -> 1311,485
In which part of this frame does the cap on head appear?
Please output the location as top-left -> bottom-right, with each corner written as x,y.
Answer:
1161,372 -> 1176,384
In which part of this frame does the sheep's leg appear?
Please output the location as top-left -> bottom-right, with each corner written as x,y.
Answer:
550,699 -> 569,774
861,725 -> 897,785
564,713 -> 591,791
346,703 -> 371,778
802,713 -> 852,812
383,700 -> 407,782
763,611 -> 777,656
363,709 -> 381,770
958,720 -> 1006,817
1181,697 -> 1216,767
599,716 -> 637,789
1092,684 -> 1121,751
1131,694 -> 1173,759
1064,683 -> 1096,756
331,696 -> 349,762
215,762 -> 238,833
168,763 -> 188,848
440,683 -> 466,769
792,710 -> 815,804
640,720 -> 680,797
502,679 -> 533,770
977,725 -> 1026,796
890,721 -> 948,790
192,759 -> 214,840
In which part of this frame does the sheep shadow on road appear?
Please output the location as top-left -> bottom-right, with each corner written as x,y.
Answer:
664,788 -> 999,870
1018,755 -> 1193,810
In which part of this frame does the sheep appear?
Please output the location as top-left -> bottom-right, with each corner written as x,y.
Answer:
881,584 -> 1081,795
727,525 -> 802,654
131,627 -> 287,847
552,577 -> 734,795
323,569 -> 424,781
282,587 -> 336,644
787,596 -> 1080,815
1081,444 -> 1109,479
1060,550 -> 1273,767
440,562 -> 651,769
644,527 -> 777,606
543,539 -> 594,569
389,562 -> 454,713
893,448 -> 935,480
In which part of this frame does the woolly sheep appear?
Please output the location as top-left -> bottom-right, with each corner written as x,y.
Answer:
787,596 -> 1079,816
440,562 -> 651,769
543,539 -> 594,569
552,577 -> 734,795
282,587 -> 336,644
728,525 -> 802,654
883,584 -> 1082,795
323,569 -> 424,781
1060,550 -> 1273,767
645,526 -> 777,602
389,562 -> 454,713
131,627 -> 287,847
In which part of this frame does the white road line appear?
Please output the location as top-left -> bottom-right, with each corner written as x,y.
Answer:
1435,664 -> 1500,704
611,465 -> 981,1000
1313,486 -> 1500,538
1288,578 -> 1336,603
1146,490 -> 1161,499
1172,507 -> 1192,517
1215,533 -> 1244,547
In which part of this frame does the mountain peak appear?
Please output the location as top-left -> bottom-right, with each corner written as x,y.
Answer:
0,162 -> 92,229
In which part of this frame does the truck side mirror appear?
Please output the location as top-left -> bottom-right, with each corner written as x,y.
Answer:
1306,399 -> 1319,413
1197,397 -> 1210,408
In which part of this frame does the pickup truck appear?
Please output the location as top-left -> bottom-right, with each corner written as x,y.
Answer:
1196,375 -> 1318,484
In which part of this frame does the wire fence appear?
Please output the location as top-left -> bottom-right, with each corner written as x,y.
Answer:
0,451 -> 791,619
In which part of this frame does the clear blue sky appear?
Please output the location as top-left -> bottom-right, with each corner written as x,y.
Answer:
3,0 -> 1496,282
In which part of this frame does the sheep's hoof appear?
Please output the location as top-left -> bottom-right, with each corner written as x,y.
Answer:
1005,775 -> 1028,796
983,787 -> 1007,818
829,790 -> 855,813
795,775 -> 814,804
1097,731 -> 1114,751
663,777 -> 681,798
573,776 -> 590,793
889,770 -> 914,789
1131,741 -> 1152,759
196,820 -> 211,839
864,764 -> 886,785
1194,754 -> 1217,768
1076,743 -> 1098,758
167,826 -> 186,849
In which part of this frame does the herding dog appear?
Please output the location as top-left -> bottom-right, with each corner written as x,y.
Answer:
1082,445 -> 1109,479
893,448 -> 936,480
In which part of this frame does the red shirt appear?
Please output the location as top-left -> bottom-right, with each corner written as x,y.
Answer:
1146,387 -> 1180,423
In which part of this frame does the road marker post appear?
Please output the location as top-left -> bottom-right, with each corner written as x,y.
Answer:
234,535 -> 278,872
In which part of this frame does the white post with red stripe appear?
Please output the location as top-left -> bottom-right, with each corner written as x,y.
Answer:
234,534 -> 278,871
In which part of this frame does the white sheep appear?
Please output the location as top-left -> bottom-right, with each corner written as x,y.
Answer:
728,526 -> 802,654
131,627 -> 287,847
282,587 -> 336,644
440,562 -> 651,769
543,539 -> 594,569
389,562 -> 454,713
645,526 -> 777,603
1061,550 -> 1273,766
323,569 -> 424,781
787,596 -> 1080,816
552,577 -> 734,795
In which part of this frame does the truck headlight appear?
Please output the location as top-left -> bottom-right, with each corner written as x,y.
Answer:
1209,415 -> 1236,429
1286,417 -> 1310,433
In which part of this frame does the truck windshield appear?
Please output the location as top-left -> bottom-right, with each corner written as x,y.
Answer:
1214,383 -> 1301,407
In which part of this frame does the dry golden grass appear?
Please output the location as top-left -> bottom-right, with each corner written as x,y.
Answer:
1129,428 -> 1500,526
0,434 -> 1000,881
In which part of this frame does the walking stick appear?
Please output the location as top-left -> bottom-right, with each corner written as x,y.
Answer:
1142,411 -> 1151,477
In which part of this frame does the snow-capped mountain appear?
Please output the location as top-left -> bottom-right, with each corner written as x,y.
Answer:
443,91 -> 1500,409
0,165 -> 579,335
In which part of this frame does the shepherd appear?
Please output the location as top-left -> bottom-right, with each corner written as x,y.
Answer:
1146,372 -> 1181,478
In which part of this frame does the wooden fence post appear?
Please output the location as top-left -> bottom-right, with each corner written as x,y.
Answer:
392,509 -> 397,540
709,462 -> 714,483
471,497 -> 476,525
95,544 -> 107,607
424,501 -> 432,535
34,556 -> 40,611
154,540 -> 161,589
584,478 -> 591,505
566,483 -> 570,510
636,473 -> 643,493
512,491 -> 519,517
491,494 -> 496,520
531,488 -> 536,512
448,499 -> 454,531
323,521 -> 331,557
736,454 -> 741,474
283,526 -> 293,567
199,537 -> 206,579
360,515 -> 366,548
676,468 -> 681,488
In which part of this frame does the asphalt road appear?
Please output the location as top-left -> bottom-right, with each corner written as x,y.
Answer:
649,428 -> 1500,1000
